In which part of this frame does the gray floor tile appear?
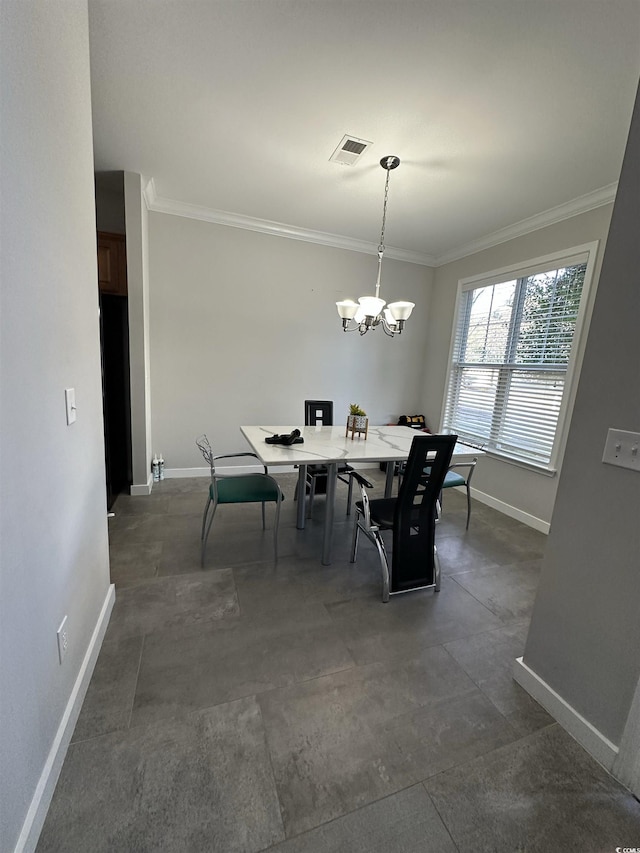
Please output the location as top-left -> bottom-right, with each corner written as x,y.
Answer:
233,554 -> 381,616
387,689 -> 518,781
449,559 -> 542,622
36,697 -> 285,853
436,533 -> 501,574
269,784 -> 457,852
52,474 -> 637,853
130,603 -> 355,727
257,645 -> 481,836
108,539 -> 162,587
104,568 -> 239,641
72,635 -> 143,742
425,724 -> 640,853
463,524 -> 546,565
156,534 -> 203,576
325,576 -> 504,666
111,493 -> 171,516
444,622 -> 555,735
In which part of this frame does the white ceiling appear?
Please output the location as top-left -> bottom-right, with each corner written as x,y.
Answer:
88,0 -> 640,264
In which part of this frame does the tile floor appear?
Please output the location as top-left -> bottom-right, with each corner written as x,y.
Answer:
37,472 -> 640,852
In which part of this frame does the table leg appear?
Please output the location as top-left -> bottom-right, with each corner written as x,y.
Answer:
384,461 -> 395,498
322,462 -> 337,566
296,464 -> 307,530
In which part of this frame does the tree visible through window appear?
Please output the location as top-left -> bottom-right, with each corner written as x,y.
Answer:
442,253 -> 591,469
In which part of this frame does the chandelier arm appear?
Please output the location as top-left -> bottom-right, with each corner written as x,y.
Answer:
380,318 -> 396,337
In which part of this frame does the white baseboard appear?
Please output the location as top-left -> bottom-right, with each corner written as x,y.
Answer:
513,657 -> 618,770
164,466 -> 210,478
470,486 -> 550,533
15,584 -> 116,853
130,474 -> 153,496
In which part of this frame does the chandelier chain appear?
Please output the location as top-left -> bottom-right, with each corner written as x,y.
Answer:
378,165 -> 392,256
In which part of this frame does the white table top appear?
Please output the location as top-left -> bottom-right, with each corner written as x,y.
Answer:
240,424 -> 482,467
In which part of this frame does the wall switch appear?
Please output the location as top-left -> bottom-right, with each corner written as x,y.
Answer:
602,428 -> 640,472
65,388 -> 76,425
57,616 -> 69,664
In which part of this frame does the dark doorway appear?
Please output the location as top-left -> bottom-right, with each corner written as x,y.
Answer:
99,292 -> 132,509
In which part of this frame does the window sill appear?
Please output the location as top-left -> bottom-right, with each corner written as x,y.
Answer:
483,449 -> 558,477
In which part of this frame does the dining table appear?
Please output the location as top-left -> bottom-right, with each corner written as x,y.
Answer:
240,424 -> 483,565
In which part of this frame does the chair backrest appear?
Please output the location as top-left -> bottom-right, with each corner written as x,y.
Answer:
391,433 -> 457,593
304,400 -> 333,426
196,434 -> 216,478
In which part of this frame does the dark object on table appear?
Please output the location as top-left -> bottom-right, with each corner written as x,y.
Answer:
265,429 -> 304,445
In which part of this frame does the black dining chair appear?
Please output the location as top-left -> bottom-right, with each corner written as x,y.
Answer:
295,400 -> 355,518
350,433 -> 457,602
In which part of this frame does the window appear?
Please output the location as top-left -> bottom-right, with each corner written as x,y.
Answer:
442,245 -> 598,471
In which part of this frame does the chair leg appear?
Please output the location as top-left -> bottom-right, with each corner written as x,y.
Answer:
201,500 -> 218,568
434,544 -> 441,591
273,497 -> 282,562
350,512 -> 361,562
346,473 -> 354,516
201,496 -> 211,542
307,476 -> 316,519
465,484 -> 471,530
371,529 -> 390,603
261,501 -> 266,530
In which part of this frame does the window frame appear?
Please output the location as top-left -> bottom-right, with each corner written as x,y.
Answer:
440,242 -> 600,474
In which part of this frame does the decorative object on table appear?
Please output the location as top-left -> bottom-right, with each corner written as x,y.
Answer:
196,434 -> 284,567
336,156 -> 415,337
397,414 -> 430,432
346,403 -> 368,440
350,433 -> 457,602
297,400 -> 355,519
265,429 -> 304,446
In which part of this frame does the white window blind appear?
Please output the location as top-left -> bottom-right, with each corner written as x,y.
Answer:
442,257 -> 589,469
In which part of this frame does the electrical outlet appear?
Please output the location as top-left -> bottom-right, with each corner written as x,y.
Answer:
57,615 -> 69,664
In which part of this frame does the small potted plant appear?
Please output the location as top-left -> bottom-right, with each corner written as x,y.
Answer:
346,403 -> 368,439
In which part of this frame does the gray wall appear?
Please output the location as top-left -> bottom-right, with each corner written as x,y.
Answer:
125,172 -> 153,490
147,212 -> 433,469
0,2 -> 111,850
523,85 -> 640,744
95,171 -> 125,233
421,204 -> 613,526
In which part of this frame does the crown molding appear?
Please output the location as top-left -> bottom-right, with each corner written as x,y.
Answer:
433,182 -> 618,266
143,177 -> 617,270
142,178 -> 436,266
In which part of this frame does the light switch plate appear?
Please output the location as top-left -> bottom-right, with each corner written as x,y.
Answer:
602,428 -> 640,471
65,388 -> 76,425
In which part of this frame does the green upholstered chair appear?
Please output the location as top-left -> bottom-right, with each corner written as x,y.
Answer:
196,434 -> 284,567
441,459 -> 477,529
398,451 -> 478,530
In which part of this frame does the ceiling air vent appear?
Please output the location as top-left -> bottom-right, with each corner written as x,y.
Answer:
329,135 -> 372,166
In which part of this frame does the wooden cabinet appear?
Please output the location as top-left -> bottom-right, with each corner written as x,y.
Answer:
97,231 -> 127,296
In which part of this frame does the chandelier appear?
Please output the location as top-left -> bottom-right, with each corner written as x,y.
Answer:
336,155 -> 415,336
